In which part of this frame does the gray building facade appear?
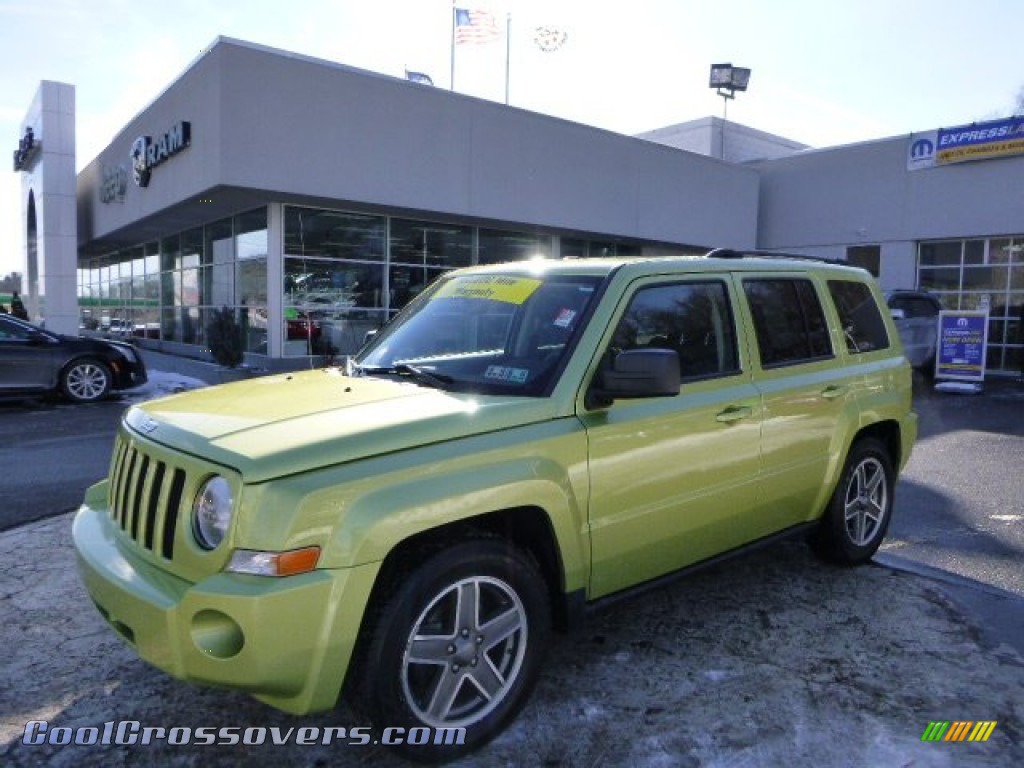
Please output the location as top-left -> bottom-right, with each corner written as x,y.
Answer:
753,136 -> 1024,375
61,36 -> 1023,374
74,37 -> 758,362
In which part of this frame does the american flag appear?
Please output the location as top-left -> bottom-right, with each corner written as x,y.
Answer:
454,7 -> 499,45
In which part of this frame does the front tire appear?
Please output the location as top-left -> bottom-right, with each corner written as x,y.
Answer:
353,539 -> 551,763
61,359 -> 112,403
811,438 -> 895,565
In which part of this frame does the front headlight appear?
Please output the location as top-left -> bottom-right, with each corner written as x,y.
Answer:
192,476 -> 233,550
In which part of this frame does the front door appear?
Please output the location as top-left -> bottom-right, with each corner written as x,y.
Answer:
580,276 -> 763,598
0,316 -> 53,392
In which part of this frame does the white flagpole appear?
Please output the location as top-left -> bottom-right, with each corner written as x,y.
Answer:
449,2 -> 456,90
504,12 -> 511,105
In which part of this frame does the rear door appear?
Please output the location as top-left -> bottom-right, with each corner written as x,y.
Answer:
737,274 -> 853,528
581,274 -> 763,598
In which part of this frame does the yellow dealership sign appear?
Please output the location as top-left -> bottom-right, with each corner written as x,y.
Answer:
435,275 -> 542,304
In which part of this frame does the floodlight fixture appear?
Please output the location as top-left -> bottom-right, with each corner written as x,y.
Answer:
709,63 -> 751,99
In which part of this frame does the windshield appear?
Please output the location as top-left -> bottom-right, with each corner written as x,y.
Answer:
354,272 -> 603,395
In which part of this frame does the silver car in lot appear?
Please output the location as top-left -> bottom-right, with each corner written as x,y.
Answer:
886,289 -> 942,373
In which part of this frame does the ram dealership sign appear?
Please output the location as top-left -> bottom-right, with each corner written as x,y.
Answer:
131,121 -> 191,187
908,115 -> 1024,170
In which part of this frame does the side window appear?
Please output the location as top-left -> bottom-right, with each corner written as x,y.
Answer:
0,318 -> 31,341
608,280 -> 739,380
827,280 -> 890,354
744,278 -> 833,367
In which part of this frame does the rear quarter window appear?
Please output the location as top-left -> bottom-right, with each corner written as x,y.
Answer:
743,278 -> 833,368
828,280 -> 891,354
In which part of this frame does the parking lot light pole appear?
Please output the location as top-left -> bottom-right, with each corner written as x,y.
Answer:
709,63 -> 752,160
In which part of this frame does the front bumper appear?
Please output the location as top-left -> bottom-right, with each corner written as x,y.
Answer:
110,363 -> 148,391
73,504 -> 380,714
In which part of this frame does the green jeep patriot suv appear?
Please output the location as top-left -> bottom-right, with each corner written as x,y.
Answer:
74,251 -> 917,761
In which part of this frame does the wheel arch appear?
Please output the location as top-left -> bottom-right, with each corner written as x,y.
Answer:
361,507 -> 576,635
852,419 -> 902,470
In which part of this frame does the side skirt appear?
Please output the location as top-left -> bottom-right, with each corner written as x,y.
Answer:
560,521 -> 820,632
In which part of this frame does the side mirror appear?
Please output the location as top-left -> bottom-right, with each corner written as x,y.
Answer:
587,348 -> 681,409
27,331 -> 53,345
889,308 -> 906,320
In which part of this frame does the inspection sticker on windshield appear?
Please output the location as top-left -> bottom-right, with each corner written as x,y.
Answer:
553,308 -> 577,328
485,365 -> 529,384
436,276 -> 541,305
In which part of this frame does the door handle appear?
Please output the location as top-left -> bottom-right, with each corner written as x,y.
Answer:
716,405 -> 753,423
821,385 -> 849,400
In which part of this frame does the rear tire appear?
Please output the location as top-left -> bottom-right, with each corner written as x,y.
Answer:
352,539 -> 551,763
811,438 -> 894,565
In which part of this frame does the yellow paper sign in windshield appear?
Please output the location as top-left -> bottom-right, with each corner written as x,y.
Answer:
436,275 -> 542,305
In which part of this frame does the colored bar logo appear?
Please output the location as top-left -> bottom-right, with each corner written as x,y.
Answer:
921,721 -> 998,742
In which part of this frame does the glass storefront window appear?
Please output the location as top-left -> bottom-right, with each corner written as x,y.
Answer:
181,228 -> 203,268
236,209 -> 268,304
964,239 -> 985,265
389,264 -> 444,310
589,240 -> 642,258
917,236 -> 1024,375
239,260 -> 268,305
962,266 -> 1010,292
160,234 -> 180,272
78,209 -> 271,345
560,238 -> 587,259
478,228 -> 550,265
990,239 -> 1014,265
77,204 -> 693,361
207,218 -> 235,308
918,268 -> 960,291
285,258 -> 384,311
285,207 -> 385,261
390,218 -> 472,269
919,241 -> 962,266
236,209 -> 267,259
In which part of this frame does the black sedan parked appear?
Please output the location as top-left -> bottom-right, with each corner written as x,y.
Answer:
0,314 -> 147,403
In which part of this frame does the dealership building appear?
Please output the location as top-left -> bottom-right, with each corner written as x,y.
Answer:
14,37 -> 1024,374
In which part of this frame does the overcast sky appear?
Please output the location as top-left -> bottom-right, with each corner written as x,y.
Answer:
2,0 -> 1022,280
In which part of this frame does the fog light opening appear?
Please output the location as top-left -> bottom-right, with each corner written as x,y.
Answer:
191,610 -> 244,659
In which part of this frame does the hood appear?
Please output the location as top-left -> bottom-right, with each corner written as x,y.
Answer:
125,369 -> 561,481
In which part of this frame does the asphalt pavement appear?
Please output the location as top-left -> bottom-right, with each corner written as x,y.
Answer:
0,360 -> 1021,766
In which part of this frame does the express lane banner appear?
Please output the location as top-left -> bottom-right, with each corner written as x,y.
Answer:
907,115 -> 1024,170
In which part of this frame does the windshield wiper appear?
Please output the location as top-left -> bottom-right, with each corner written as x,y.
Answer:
355,363 -> 454,390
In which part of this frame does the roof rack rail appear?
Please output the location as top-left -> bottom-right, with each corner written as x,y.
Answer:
703,248 -> 848,266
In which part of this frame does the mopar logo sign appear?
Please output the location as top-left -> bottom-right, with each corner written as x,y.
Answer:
907,130 -> 937,170
911,138 -> 934,158
130,121 -> 191,187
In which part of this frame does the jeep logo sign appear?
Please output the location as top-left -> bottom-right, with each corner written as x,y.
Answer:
130,121 -> 191,187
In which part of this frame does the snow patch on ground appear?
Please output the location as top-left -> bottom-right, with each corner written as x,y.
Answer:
120,370 -> 208,404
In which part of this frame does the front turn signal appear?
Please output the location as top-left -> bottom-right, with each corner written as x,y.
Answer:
226,546 -> 321,577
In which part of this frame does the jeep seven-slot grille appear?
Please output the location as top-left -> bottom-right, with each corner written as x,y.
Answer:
108,435 -> 186,560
